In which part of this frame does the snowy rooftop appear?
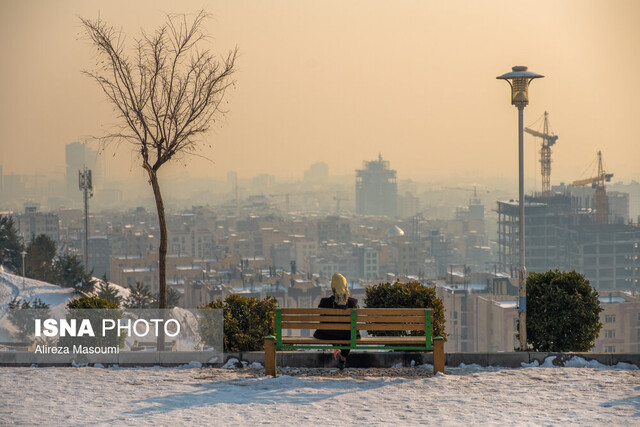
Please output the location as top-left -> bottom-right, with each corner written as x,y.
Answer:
438,283 -> 487,292
122,267 -> 155,273
599,296 -> 626,304
496,300 -> 518,308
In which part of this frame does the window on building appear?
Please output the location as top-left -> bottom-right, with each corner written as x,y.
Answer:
605,314 -> 616,324
604,346 -> 616,353
605,329 -> 616,339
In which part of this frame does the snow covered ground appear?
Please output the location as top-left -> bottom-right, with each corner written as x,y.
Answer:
1,359 -> 638,426
1,270 -> 638,425
0,270 -> 131,340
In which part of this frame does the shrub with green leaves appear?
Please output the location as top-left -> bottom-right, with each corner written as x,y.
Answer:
95,276 -> 123,307
199,294 -> 277,352
526,270 -> 603,352
364,280 -> 447,340
59,296 -> 126,349
7,297 -> 50,340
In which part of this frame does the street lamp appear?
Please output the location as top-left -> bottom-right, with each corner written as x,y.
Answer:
497,66 -> 544,351
21,250 -> 27,290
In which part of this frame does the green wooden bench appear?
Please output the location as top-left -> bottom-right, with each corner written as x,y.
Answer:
264,307 -> 444,376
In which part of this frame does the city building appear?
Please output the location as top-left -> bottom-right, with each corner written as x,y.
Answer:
596,292 -> 640,353
168,226 -> 215,258
15,204 -> 60,243
317,216 -> 351,243
497,194 -> 640,291
303,162 -> 329,184
88,236 -> 110,279
564,224 -> 640,291
355,154 -> 397,217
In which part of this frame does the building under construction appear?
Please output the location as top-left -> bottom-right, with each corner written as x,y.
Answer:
497,194 -> 640,291
355,154 -> 398,217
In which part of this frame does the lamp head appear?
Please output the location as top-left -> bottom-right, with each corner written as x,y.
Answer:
497,66 -> 544,108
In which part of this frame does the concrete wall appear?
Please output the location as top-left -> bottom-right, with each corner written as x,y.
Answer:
2,351 -> 639,369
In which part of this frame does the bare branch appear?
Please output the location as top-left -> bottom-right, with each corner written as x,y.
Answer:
80,11 -> 236,313
80,11 -> 236,171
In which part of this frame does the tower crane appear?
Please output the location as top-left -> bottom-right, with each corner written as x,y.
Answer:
525,111 -> 558,197
572,151 -> 613,224
333,192 -> 349,214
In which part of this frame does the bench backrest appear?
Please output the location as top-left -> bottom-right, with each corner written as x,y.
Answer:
275,307 -> 433,350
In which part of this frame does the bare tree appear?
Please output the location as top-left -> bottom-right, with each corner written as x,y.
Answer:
80,12 -> 236,319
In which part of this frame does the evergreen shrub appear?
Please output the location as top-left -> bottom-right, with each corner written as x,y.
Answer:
7,297 -> 50,340
526,270 -> 603,352
60,296 -> 126,349
364,280 -> 447,340
199,294 -> 277,352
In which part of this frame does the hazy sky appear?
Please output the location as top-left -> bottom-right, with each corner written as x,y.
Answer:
1,0 -> 639,189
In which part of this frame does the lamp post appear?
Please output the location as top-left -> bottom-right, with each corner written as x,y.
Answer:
497,66 -> 544,350
21,250 -> 27,290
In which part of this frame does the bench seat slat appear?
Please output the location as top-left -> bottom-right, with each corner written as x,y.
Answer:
281,315 -> 351,322
355,315 -> 425,323
357,308 -> 428,315
356,324 -> 426,331
280,336 -> 427,345
358,336 -> 427,345
282,337 -> 351,344
281,308 -> 351,315
282,322 -> 351,330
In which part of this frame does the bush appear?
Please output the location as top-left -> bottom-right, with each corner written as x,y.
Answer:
526,270 -> 603,352
125,282 -> 155,308
364,280 -> 447,340
67,296 -> 120,310
95,276 -> 123,307
199,294 -> 277,352
59,296 -> 126,349
7,297 -> 50,340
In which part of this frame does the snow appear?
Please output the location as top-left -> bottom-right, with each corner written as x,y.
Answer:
1,361 -> 639,425
222,358 -> 264,369
2,270 -> 639,424
0,270 -> 131,314
0,271 -> 76,313
0,270 -> 134,341
0,271 -> 76,340
522,356 -> 639,370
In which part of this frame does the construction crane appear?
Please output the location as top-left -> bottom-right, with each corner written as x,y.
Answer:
525,111 -> 558,197
333,192 -> 348,214
442,186 -> 487,204
572,151 -> 613,224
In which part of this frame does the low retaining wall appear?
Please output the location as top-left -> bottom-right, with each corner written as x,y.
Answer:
1,350 -> 638,368
227,351 -> 640,369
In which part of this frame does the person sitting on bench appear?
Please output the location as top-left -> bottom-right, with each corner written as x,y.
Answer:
313,273 -> 360,369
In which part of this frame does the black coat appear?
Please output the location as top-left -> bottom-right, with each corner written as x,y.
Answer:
313,295 -> 361,340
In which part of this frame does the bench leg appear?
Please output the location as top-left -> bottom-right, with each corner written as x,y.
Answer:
433,337 -> 445,375
264,336 -> 276,377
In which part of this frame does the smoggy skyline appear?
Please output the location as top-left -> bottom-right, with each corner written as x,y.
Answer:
1,0 -> 639,190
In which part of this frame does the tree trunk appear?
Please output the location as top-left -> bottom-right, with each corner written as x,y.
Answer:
146,167 -> 167,351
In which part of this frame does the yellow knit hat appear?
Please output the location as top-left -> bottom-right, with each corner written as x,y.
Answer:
331,273 -> 349,305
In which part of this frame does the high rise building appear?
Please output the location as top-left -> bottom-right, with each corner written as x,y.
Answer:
303,162 -> 329,184
497,194 -> 640,291
65,142 -> 99,199
355,154 -> 397,217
